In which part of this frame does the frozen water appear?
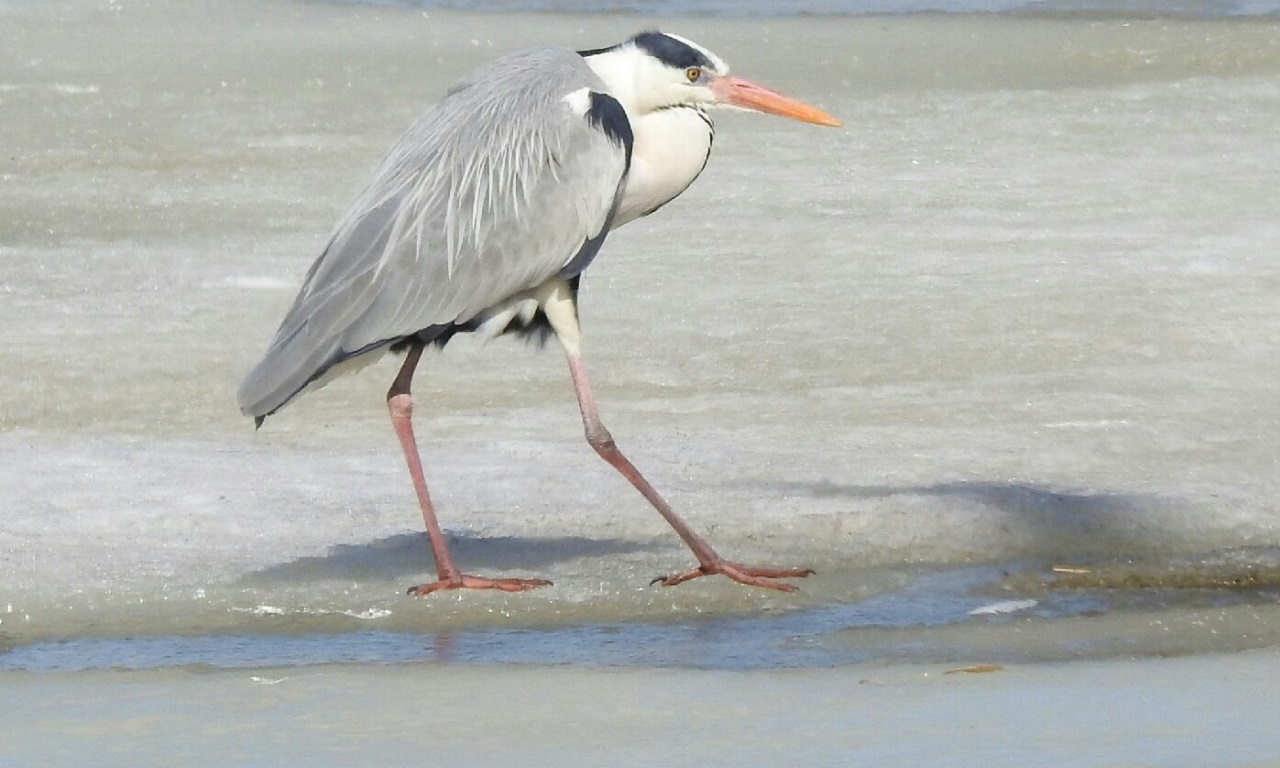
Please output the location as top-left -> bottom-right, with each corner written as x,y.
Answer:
365,0 -> 1280,18
2,0 -> 1279,667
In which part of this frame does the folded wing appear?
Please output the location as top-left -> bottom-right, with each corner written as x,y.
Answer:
237,48 -> 630,419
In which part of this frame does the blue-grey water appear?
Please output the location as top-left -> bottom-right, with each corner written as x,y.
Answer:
6,558 -> 1280,671
364,0 -> 1280,19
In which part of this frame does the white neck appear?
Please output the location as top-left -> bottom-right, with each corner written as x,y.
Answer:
580,42 -> 719,227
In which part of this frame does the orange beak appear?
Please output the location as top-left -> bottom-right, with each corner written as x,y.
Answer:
709,75 -> 842,127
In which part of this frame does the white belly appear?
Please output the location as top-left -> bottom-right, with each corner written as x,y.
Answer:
613,107 -> 713,227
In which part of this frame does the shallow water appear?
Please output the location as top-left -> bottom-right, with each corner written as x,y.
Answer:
7,559 -> 1280,671
2,0 -> 1279,672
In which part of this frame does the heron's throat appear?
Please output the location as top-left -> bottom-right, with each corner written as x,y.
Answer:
579,44 -> 715,226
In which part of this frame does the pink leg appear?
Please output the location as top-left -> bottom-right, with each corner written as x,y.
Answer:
565,355 -> 813,592
389,342 -> 551,596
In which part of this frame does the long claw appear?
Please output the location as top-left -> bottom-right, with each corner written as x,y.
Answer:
407,575 -> 553,596
652,561 -> 813,592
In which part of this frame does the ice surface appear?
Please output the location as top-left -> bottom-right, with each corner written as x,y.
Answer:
2,0 -> 1279,662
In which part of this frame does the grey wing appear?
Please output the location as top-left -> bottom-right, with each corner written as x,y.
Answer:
236,49 -> 629,418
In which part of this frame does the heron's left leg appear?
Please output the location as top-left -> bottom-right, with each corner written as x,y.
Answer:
388,340 -> 551,596
540,280 -> 812,592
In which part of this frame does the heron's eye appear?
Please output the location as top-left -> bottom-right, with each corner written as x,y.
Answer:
685,67 -> 701,82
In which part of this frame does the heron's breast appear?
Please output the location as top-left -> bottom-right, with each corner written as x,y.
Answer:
613,107 -> 713,227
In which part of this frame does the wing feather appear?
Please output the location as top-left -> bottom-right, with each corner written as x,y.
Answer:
237,48 -> 628,417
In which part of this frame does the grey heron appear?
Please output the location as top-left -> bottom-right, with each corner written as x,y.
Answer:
237,31 -> 841,595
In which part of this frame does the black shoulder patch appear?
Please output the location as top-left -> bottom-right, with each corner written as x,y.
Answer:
630,31 -> 713,71
585,91 -> 633,170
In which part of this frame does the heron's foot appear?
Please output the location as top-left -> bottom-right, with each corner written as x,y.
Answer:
651,560 -> 814,592
407,574 -> 553,596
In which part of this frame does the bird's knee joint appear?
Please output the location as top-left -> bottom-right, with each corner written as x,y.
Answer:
586,429 -> 615,454
387,393 -> 413,419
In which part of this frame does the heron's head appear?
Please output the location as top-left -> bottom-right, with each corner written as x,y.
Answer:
582,31 -> 841,127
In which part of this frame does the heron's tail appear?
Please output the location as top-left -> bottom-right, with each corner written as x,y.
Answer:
235,326 -> 390,424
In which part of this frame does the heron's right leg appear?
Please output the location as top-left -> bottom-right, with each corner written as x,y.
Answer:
539,280 -> 811,592
387,340 -> 551,596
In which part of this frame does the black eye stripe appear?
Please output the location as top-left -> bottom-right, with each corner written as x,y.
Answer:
630,31 -> 714,71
